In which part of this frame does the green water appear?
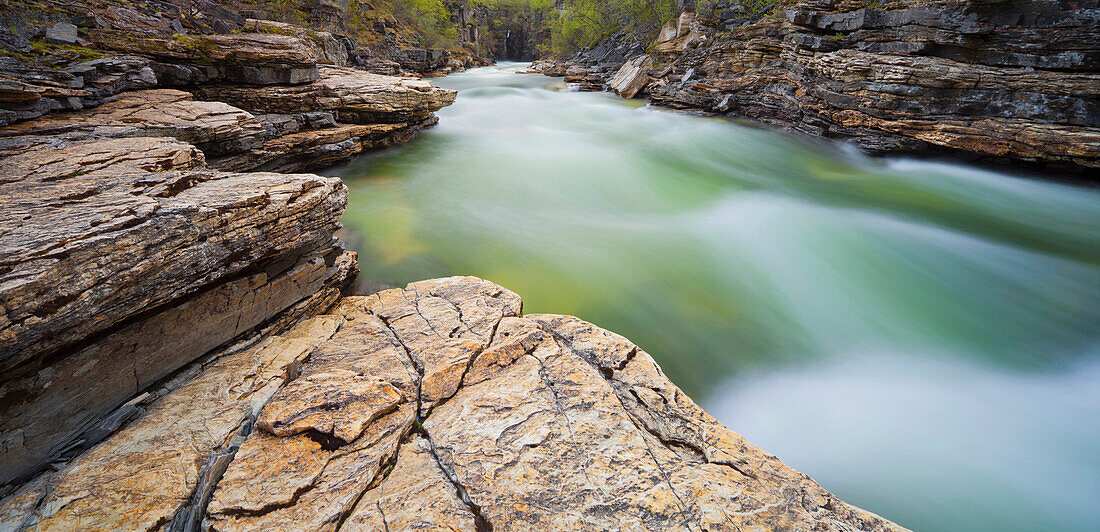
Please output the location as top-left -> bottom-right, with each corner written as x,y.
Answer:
328,62 -> 1100,531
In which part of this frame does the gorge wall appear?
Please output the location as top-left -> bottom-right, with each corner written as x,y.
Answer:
529,0 -> 1100,174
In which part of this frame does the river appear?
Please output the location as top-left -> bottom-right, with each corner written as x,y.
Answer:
327,62 -> 1100,531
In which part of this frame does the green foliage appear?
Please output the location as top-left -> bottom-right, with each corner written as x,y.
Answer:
387,0 -> 460,48
548,0 -> 679,56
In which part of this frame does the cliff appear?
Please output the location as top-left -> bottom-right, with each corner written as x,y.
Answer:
530,0 -> 1100,173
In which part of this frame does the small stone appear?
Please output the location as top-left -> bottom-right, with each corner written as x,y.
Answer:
213,19 -> 234,34
44,22 -> 77,45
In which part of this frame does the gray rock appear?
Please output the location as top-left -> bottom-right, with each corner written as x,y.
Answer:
213,19 -> 233,34
44,22 -> 77,45
170,18 -> 186,34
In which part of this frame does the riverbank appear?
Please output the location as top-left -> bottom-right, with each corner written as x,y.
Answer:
334,63 -> 1100,531
0,5 -> 907,532
525,0 -> 1100,175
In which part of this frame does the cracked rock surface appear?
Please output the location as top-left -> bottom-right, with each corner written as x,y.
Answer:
1,276 -> 904,531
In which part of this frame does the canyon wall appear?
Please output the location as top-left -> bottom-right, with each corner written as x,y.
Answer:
532,0 -> 1100,173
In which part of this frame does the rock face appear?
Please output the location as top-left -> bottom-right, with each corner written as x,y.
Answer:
0,277 -> 905,531
532,0 -> 1100,172
194,65 -> 457,124
0,132 -> 356,487
652,0 -> 1100,170
0,89 -> 265,155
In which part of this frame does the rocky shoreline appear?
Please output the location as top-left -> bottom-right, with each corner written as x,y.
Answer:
526,0 -> 1100,174
0,2 -> 908,530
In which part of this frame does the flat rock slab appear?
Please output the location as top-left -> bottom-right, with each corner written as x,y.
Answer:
194,66 -> 457,124
0,89 -> 265,155
0,135 -> 346,368
1,277 -> 905,531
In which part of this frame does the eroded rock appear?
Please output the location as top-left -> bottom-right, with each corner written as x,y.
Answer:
646,0 -> 1100,170
194,65 -> 457,124
0,133 -> 351,486
0,89 -> 265,155
2,277 -> 905,531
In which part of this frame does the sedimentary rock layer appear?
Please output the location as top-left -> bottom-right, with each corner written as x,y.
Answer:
194,65 -> 457,124
0,277 -> 905,531
650,0 -> 1100,169
535,0 -> 1100,171
0,132 -> 353,486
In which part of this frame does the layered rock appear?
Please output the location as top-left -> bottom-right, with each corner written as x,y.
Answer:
608,55 -> 654,99
0,132 -> 355,487
0,89 -> 264,156
0,55 -> 157,126
87,30 -> 325,86
652,0 -> 1100,170
0,277 -> 905,531
194,65 -> 457,124
531,0 -> 1100,171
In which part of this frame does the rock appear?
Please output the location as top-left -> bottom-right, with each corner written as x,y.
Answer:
244,19 -> 350,67
194,65 -> 457,124
209,117 -> 441,173
1,277 -> 905,531
43,22 -> 77,45
0,89 -> 265,156
212,19 -> 234,34
0,55 -> 159,126
0,132 -> 353,485
0,314 -> 345,530
609,54 -> 653,99
656,12 -> 705,62
394,48 -> 449,74
358,57 -> 403,75
86,31 -> 322,85
647,0 -> 1100,171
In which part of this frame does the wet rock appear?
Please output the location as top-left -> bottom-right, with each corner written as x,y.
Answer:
43,22 -> 77,45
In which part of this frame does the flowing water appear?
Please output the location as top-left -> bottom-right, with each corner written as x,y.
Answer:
328,62 -> 1100,531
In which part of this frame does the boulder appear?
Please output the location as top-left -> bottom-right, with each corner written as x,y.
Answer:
0,277 -> 905,532
609,54 -> 654,99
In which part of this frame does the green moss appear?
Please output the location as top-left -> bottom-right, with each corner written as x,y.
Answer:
172,34 -> 218,63
0,40 -> 107,63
